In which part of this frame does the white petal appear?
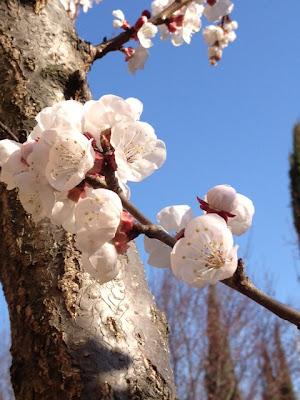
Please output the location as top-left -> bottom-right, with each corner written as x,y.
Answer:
0,139 -> 21,167
144,236 -> 171,268
204,0 -> 233,22
74,188 -> 122,238
127,46 -> 149,74
51,195 -> 77,233
112,9 -> 125,21
203,25 -> 224,46
45,131 -> 95,191
125,98 -> 143,120
137,22 -> 158,49
157,205 -> 193,232
83,95 -> 136,144
81,243 -> 119,284
75,228 -> 108,255
228,193 -> 255,235
113,20 -> 123,29
170,213 -> 237,287
0,149 -> 28,189
18,178 -> 56,222
33,100 -> 83,136
111,121 -> 166,182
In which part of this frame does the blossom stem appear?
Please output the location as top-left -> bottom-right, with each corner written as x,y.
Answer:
135,223 -> 177,248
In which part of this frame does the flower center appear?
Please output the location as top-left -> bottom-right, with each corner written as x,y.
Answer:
124,144 -> 144,163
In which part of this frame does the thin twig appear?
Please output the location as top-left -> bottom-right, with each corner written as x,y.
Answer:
91,0 -> 194,61
135,223 -> 176,248
222,260 -> 300,328
85,175 -> 300,328
0,120 -> 19,142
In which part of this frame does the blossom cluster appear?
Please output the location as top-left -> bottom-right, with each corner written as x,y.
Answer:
0,95 -> 166,284
112,0 -> 237,73
145,184 -> 254,288
60,0 -> 102,18
0,95 -> 254,290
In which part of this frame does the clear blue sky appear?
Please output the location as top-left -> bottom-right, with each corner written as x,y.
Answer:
1,0 -> 300,331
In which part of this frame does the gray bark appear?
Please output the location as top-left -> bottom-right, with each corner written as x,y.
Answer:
0,1 -> 175,399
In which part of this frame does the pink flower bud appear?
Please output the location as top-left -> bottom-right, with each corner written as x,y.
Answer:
206,184 -> 237,213
141,10 -> 151,19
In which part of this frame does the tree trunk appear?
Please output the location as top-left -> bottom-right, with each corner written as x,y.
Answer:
0,1 -> 175,399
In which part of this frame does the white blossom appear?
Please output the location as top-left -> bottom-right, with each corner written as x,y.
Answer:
144,205 -> 193,268
112,9 -> 126,29
45,130 -> 95,191
110,121 -> 166,182
127,46 -> 149,74
203,184 -> 254,235
171,213 -> 238,287
137,22 -> 158,48
204,0 -> 233,22
203,25 -> 225,46
152,0 -> 203,46
29,100 -> 84,141
83,95 -> 141,146
74,188 -> 122,242
227,193 -> 255,235
81,243 -> 119,284
173,3 -> 204,46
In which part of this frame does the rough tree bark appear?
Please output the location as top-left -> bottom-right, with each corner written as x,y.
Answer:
0,1 -> 175,399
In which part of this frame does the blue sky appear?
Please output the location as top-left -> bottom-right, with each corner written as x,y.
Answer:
1,0 -> 300,332
75,0 -> 300,304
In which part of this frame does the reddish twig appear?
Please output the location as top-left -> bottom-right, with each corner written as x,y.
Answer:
90,0 -> 194,62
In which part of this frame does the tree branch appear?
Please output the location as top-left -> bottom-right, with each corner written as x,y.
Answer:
222,260 -> 300,329
90,0 -> 194,62
85,175 -> 300,328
